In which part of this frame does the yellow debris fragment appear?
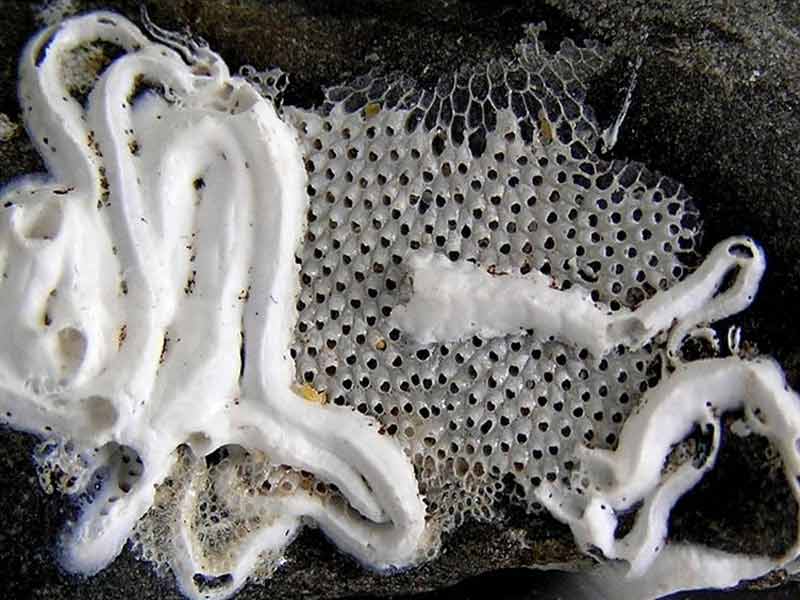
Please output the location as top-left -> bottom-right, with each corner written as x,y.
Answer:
538,109 -> 554,145
293,383 -> 328,405
364,102 -> 381,119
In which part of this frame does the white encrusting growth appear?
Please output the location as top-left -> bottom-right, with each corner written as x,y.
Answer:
3,9 -> 800,600
393,236 -> 765,360
395,241 -> 800,588
572,357 -> 800,576
589,543 -> 776,599
0,12 -> 425,599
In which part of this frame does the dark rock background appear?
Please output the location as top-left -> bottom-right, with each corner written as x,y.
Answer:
1,1 -> 799,598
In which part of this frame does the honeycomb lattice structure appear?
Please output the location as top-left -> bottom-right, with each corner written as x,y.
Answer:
285,27 -> 701,531
50,26 -> 703,574
131,445 -> 340,579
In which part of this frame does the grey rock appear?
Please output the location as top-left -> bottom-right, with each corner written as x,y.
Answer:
1,1 -> 799,598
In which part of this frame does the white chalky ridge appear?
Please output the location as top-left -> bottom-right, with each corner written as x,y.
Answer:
0,11 -> 426,599
394,239 -> 800,582
572,357 -> 800,577
393,236 -> 765,360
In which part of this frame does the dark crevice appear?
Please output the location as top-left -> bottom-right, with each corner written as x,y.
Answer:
670,413 -> 798,558
238,326 -> 246,381
192,572 -> 233,592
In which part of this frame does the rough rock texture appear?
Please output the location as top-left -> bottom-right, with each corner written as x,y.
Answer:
0,1 -> 799,598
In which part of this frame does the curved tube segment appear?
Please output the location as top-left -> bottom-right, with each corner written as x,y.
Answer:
0,11 -> 427,595
393,236 -> 765,359
573,357 -> 800,577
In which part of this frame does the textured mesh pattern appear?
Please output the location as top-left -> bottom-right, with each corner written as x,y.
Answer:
285,27 -> 701,530
131,445 -> 347,579
30,25 -> 704,572
239,65 -> 289,106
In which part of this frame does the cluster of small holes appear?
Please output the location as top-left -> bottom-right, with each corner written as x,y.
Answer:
33,437 -> 92,495
132,445 -> 343,576
113,444 -> 144,495
32,439 -> 144,508
26,28 -> 706,569
132,446 -> 196,572
189,447 -> 298,572
286,31 -> 699,529
49,442 -> 145,521
239,65 -> 289,106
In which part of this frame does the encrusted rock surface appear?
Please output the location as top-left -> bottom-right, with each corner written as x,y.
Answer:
1,1 -> 799,598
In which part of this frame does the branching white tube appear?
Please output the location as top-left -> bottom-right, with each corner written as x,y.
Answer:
393,236 -> 765,359
573,357 -> 800,577
0,11 -> 427,597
